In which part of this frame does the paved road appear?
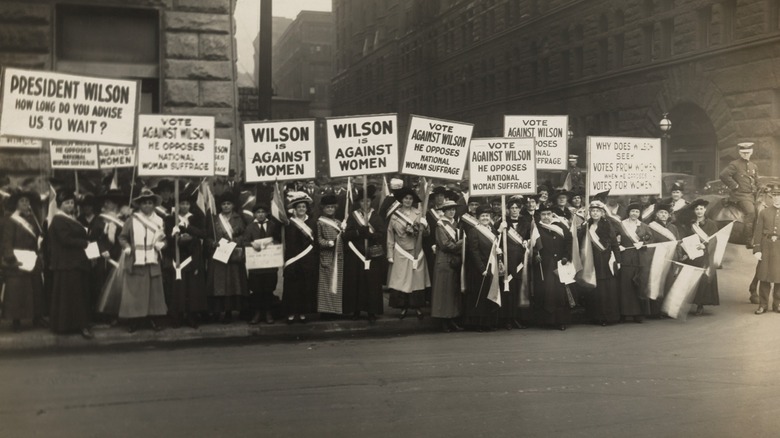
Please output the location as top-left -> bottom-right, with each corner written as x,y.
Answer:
1,245 -> 778,437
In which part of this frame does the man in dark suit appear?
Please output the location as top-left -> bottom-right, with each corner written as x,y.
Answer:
243,202 -> 282,324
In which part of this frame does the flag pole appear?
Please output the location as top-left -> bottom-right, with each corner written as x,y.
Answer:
502,195 -> 509,291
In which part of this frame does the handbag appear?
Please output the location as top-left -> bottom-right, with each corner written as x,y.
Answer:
367,244 -> 384,259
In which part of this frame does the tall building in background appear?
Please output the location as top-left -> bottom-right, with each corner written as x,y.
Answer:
239,16 -> 292,87
272,11 -> 335,118
332,0 -> 780,182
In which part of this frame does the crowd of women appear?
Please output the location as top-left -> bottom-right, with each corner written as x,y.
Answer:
0,176 -> 720,338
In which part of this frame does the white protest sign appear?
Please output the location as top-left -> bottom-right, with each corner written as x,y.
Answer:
326,114 -> 398,178
0,136 -> 41,149
215,138 -> 231,176
245,244 -> 284,270
137,115 -> 215,177
401,115 -> 473,181
99,145 -> 135,169
50,141 -> 99,169
504,115 -> 568,171
587,136 -> 662,196
469,137 -> 536,196
0,68 -> 138,145
243,120 -> 315,182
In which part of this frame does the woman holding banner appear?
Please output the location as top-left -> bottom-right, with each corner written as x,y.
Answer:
431,199 -> 463,332
647,203 -> 681,317
582,200 -> 622,326
497,197 -> 530,330
616,203 -> 654,323
464,205 -> 500,331
534,204 -> 573,330
206,191 -> 248,324
316,194 -> 344,315
90,189 -> 126,321
343,186 -> 385,323
283,192 -> 318,323
386,187 -> 429,319
48,190 -> 94,339
678,199 -> 720,315
2,189 -> 45,332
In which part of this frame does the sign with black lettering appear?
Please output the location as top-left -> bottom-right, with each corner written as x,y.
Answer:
0,136 -> 41,149
99,145 -> 135,169
137,115 -> 215,177
214,138 -> 231,177
326,114 -> 398,178
401,115 -> 473,181
0,68 -> 138,145
587,136 -> 662,196
50,141 -> 99,169
243,120 -> 315,182
504,115 -> 568,171
469,137 -> 536,196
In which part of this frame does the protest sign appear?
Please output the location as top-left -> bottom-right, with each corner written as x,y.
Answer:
137,115 -> 215,177
245,244 -> 284,270
0,136 -> 41,149
401,115 -> 473,180
504,115 -> 568,171
587,136 -> 662,196
50,141 -> 99,169
469,137 -> 536,196
326,114 -> 398,178
244,120 -> 315,182
0,68 -> 138,145
99,145 -> 135,169
214,138 -> 231,176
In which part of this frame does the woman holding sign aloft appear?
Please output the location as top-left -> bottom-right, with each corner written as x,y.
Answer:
386,187 -> 429,319
206,191 -> 248,324
283,192 -> 318,323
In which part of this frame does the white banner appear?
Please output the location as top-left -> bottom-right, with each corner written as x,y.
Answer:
504,115 -> 568,171
0,136 -> 41,149
401,115 -> 473,181
137,115 -> 215,177
243,120 -> 315,182
469,137 -> 536,196
99,145 -> 135,169
50,141 -> 99,169
587,136 -> 662,196
245,244 -> 284,270
0,68 -> 138,145
214,138 -> 231,177
326,114 -> 398,178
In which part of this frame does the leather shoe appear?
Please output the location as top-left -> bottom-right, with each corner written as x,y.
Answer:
80,327 -> 94,339
755,307 -> 767,315
150,320 -> 163,332
559,325 -> 567,331
449,320 -> 464,331
265,312 -> 275,324
416,309 -> 424,320
249,312 -> 262,325
399,309 -> 408,320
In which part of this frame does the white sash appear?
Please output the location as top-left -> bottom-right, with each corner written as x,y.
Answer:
438,219 -> 457,242
394,243 -> 424,270
284,244 -> 313,268
131,213 -> 161,265
461,213 -> 478,228
55,211 -> 85,230
174,256 -> 192,280
692,222 -> 710,242
620,219 -> 641,244
672,199 -> 687,212
392,208 -> 416,227
507,227 -> 524,246
178,212 -> 192,229
352,209 -> 375,234
10,212 -> 37,240
641,204 -> 655,221
385,200 -> 400,218
218,213 -> 234,238
133,212 -> 162,234
588,224 -> 607,252
155,205 -> 170,217
318,216 -> 342,233
348,241 -> 371,270
475,223 -> 497,243
539,222 -> 565,238
99,212 -> 124,228
429,208 -> 444,221
319,216 -> 343,294
290,216 -> 314,241
649,221 -> 677,242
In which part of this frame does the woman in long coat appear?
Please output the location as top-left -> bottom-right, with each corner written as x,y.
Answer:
496,198 -> 529,330
582,200 -> 622,326
679,199 -> 719,315
283,192 -> 318,323
386,188 -> 429,319
2,189 -> 44,331
164,191 -> 208,328
90,189 -> 126,320
534,204 -> 573,330
343,187 -> 385,322
316,194 -> 344,315
48,190 -> 93,338
431,199 -> 463,332
118,188 -> 168,332
616,202 -> 654,323
463,205 -> 500,331
206,191 -> 247,323
647,203 -> 681,317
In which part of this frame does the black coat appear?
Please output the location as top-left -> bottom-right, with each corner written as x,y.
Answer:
48,214 -> 90,271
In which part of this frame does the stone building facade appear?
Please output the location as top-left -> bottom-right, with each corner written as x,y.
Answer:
0,0 -> 241,180
332,0 -> 780,186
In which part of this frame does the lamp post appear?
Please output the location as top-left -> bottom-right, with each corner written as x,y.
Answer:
659,113 -> 672,173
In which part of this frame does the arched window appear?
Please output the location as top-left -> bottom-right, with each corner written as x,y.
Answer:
598,14 -> 609,72
614,9 -> 625,68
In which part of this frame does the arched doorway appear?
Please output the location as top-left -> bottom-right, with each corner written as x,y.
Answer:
666,103 -> 718,189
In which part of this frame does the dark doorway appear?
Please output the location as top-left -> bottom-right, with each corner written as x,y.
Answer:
666,103 -> 718,189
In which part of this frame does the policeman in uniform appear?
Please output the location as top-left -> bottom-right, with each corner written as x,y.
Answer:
720,142 -> 760,247
752,183 -> 780,314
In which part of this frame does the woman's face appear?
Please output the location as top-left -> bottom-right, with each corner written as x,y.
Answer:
179,200 -> 191,215
294,202 -> 307,217
221,201 -> 233,214
628,209 -> 640,220
140,200 -> 155,215
16,197 -> 31,214
571,196 -> 582,207
656,210 -> 670,222
478,212 -> 492,225
402,195 -> 414,207
509,204 -> 520,218
694,205 -> 706,218
322,204 -> 336,216
589,208 -> 603,220
443,208 -> 456,219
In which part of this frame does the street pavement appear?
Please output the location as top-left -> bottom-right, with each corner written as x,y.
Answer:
1,244 -> 779,437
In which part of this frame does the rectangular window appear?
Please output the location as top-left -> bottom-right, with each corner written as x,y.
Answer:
661,18 -> 673,57
698,7 -> 711,48
614,34 -> 624,68
722,0 -> 736,43
642,24 -> 655,62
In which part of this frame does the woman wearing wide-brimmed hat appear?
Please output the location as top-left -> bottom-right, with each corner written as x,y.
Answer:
117,188 -> 168,332
48,189 -> 94,339
89,189 -> 127,320
283,191 -> 318,323
431,198 -> 464,332
678,198 -> 720,315
315,193 -> 344,316
206,190 -> 248,323
1,188 -> 45,332
580,200 -> 621,326
615,202 -> 654,323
